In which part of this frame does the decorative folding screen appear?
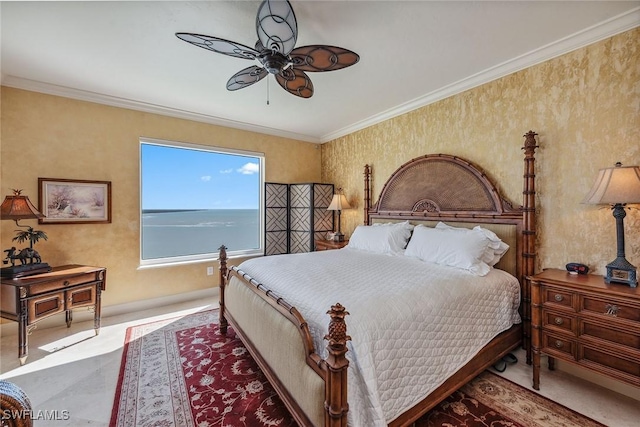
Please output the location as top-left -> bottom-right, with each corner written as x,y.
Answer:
289,183 -> 334,253
265,183 -> 289,255
265,182 -> 334,255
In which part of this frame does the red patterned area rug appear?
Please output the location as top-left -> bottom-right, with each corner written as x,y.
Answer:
111,309 -> 604,427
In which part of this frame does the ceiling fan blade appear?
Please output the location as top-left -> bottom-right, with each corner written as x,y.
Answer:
176,33 -> 259,60
256,0 -> 297,55
275,68 -> 313,98
290,45 -> 360,72
226,66 -> 269,91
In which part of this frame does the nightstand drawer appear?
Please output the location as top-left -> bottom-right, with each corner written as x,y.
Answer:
581,295 -> 640,323
542,287 -> 574,310
579,345 -> 640,386
542,331 -> 576,360
580,320 -> 640,350
315,239 -> 349,251
542,310 -> 576,335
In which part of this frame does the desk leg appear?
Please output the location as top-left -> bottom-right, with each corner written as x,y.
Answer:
94,284 -> 102,335
65,309 -> 73,328
18,299 -> 28,365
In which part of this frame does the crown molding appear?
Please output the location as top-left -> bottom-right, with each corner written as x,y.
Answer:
320,7 -> 640,143
1,76 -> 322,144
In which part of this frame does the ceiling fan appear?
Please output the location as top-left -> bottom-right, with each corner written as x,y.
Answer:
176,0 -> 359,99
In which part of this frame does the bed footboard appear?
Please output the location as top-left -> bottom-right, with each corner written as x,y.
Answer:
218,246 -> 350,427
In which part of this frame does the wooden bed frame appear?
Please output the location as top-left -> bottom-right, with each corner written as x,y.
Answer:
218,131 -> 539,427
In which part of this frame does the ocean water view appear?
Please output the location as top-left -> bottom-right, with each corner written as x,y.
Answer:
141,209 -> 260,259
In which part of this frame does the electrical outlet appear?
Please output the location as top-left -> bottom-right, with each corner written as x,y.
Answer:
207,266 -> 214,276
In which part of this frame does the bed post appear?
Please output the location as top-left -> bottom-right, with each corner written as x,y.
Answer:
364,164 -> 371,225
324,303 -> 350,427
217,245 -> 228,335
522,131 -> 539,364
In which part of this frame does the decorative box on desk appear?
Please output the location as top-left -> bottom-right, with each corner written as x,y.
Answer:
529,268 -> 640,390
0,264 -> 106,365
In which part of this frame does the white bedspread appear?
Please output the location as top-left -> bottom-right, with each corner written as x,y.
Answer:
235,248 -> 521,427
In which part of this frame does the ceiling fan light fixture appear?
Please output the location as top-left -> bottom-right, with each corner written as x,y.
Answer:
176,0 -> 359,99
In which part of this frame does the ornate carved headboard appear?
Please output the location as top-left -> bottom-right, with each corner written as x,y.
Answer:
363,131 -> 539,361
371,154 -> 518,215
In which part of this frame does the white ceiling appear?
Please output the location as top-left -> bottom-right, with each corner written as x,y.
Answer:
2,1 -> 639,143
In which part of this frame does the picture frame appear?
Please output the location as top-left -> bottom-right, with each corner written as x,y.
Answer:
38,178 -> 111,224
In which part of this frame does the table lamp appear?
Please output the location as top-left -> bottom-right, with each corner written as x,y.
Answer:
583,162 -> 640,287
327,188 -> 351,242
1,189 -> 51,278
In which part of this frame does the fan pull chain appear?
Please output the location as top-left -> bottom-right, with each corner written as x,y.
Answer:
267,77 -> 270,105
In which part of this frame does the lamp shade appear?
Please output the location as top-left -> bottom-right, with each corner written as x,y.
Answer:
0,190 -> 44,220
583,163 -> 640,205
327,194 -> 351,211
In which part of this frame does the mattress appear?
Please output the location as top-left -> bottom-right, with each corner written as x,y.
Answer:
235,248 -> 521,426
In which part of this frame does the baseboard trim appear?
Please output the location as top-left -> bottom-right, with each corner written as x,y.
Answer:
0,287 -> 219,337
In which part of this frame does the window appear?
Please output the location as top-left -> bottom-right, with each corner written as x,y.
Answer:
140,138 -> 264,266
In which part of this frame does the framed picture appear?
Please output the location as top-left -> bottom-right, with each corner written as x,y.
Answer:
38,178 -> 111,224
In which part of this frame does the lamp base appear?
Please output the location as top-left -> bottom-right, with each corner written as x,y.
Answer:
1,263 -> 52,279
605,257 -> 637,288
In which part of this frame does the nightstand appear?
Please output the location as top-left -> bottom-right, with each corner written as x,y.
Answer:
315,239 -> 349,251
529,268 -> 640,390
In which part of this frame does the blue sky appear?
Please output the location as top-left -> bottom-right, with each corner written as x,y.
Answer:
141,143 -> 260,210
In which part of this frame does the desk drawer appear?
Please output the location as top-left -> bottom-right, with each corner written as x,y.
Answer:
67,285 -> 96,309
28,292 -> 65,324
28,274 -> 96,296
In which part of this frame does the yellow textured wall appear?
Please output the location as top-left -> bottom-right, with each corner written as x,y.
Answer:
322,28 -> 640,276
0,87 -> 321,307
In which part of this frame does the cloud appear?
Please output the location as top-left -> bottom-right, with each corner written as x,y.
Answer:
219,169 -> 233,174
237,162 -> 259,175
200,175 -> 211,182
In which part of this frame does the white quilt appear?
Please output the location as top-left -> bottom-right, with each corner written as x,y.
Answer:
235,248 -> 521,427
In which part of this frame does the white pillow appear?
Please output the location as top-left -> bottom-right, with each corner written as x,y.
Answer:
435,222 -> 509,266
405,225 -> 492,276
347,221 -> 413,255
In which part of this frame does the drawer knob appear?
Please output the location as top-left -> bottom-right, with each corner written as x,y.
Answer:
554,294 -> 563,302
555,340 -> 564,348
605,304 -> 619,317
554,317 -> 564,325
63,281 -> 70,287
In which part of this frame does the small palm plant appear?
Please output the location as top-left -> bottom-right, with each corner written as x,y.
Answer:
13,226 -> 48,249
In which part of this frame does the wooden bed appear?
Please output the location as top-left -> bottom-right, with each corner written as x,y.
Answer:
217,131 -> 539,427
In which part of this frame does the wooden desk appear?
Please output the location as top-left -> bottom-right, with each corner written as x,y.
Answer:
1,265 -> 106,365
